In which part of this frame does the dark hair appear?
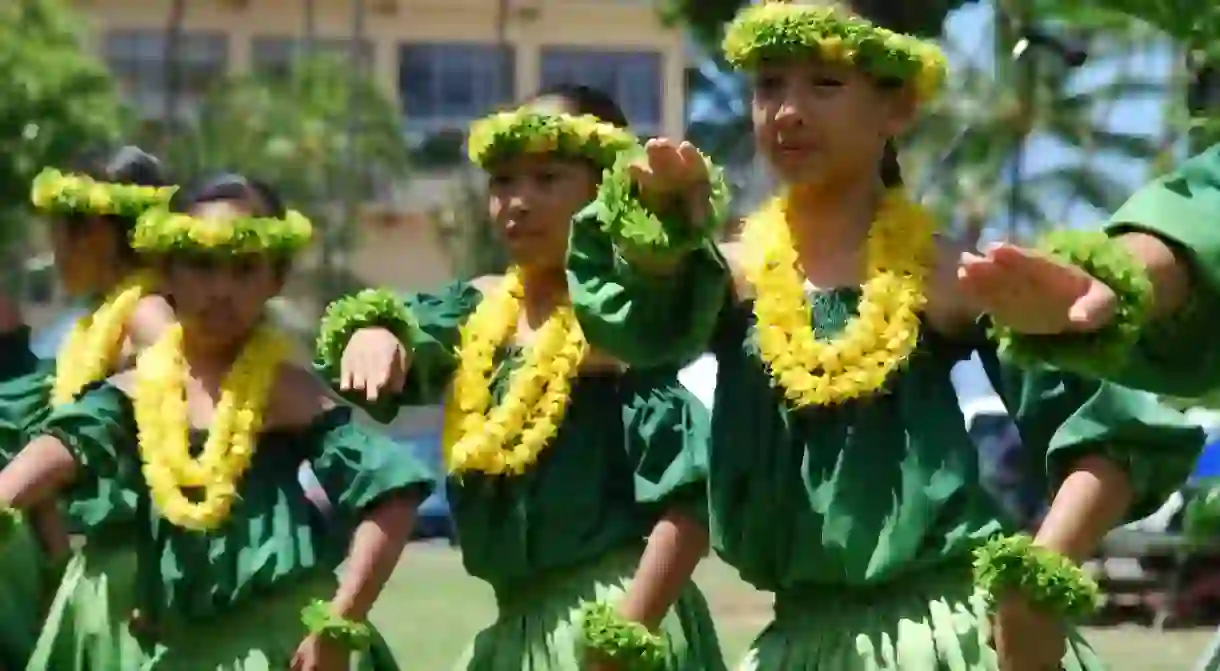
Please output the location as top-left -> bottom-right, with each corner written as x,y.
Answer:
67,145 -> 168,256
837,0 -> 906,188
528,83 -> 630,129
168,173 -> 284,218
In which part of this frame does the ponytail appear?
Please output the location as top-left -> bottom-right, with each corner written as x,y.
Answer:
879,139 -> 903,188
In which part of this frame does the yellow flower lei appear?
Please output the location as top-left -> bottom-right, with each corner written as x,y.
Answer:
133,322 -> 289,530
444,268 -> 588,476
740,188 -> 935,407
50,272 -> 157,405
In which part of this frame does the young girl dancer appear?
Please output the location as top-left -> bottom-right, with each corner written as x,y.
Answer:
0,173 -> 431,669
0,146 -> 175,667
563,2 -> 1204,668
315,85 -> 724,670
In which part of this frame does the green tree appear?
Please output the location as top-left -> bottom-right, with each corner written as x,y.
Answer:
431,170 -> 508,278
1030,0 -> 1220,149
163,55 -> 411,302
0,0 -> 123,269
903,12 -> 1166,244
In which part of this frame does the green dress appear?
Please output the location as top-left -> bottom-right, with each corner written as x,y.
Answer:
19,381 -> 433,670
566,202 -> 1204,669
318,280 -> 726,671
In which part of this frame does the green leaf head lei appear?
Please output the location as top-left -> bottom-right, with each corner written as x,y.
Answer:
131,207 -> 313,257
31,167 -> 177,220
722,0 -> 948,103
467,108 -> 638,170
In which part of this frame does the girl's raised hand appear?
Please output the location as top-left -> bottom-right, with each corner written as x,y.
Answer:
958,243 -> 1118,335
629,138 -> 710,227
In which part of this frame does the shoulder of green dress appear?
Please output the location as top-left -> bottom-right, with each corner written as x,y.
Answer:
44,377 -> 132,424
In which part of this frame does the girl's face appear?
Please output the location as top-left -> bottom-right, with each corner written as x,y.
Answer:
751,59 -> 914,187
487,154 -> 599,272
50,216 -> 121,296
163,201 -> 282,352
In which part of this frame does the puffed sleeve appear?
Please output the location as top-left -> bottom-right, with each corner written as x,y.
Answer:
621,368 -> 710,524
35,382 -> 141,529
981,347 -> 1204,521
306,408 -> 436,531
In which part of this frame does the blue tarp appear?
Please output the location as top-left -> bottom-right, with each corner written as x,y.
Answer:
1194,441 -> 1220,480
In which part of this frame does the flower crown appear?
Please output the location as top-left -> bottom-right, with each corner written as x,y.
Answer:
131,207 -> 313,256
722,1 -> 948,102
30,167 -> 177,219
467,109 -> 638,169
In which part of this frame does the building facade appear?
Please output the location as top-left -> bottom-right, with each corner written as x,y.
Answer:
58,0 -> 688,438
69,0 -> 687,290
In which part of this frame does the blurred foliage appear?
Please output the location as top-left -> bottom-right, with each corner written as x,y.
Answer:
431,170 -> 508,279
163,55 -> 409,219
0,0 -> 123,277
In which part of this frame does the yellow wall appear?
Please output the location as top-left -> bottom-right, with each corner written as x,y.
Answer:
71,0 -> 687,137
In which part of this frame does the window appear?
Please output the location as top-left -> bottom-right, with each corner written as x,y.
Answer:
103,30 -> 228,119
540,48 -> 663,134
251,36 -> 373,80
397,43 -> 515,132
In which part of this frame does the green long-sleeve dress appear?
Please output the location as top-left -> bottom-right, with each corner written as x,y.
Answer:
566,197 -> 1205,669
15,380 -> 432,669
317,280 -> 726,671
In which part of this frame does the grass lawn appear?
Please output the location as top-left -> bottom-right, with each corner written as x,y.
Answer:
373,543 -> 1215,669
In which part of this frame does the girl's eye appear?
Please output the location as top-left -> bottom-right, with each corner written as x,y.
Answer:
488,174 -> 511,188
536,171 -> 559,186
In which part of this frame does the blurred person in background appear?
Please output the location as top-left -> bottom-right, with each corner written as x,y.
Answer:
0,146 -> 175,668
